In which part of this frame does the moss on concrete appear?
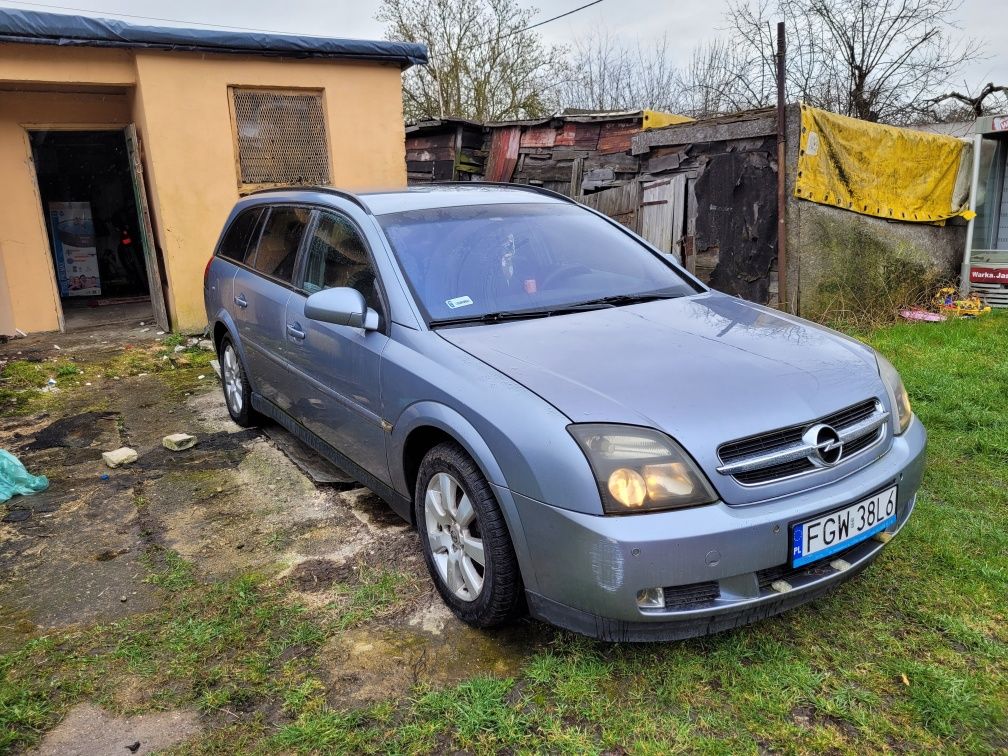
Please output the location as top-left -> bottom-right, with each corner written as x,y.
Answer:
800,213 -> 952,326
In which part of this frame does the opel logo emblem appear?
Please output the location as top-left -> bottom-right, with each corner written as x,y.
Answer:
802,423 -> 843,466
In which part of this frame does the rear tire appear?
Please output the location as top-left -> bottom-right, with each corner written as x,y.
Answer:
218,335 -> 257,427
415,442 -> 524,628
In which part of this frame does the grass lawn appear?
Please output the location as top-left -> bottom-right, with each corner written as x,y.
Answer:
2,314 -> 1007,753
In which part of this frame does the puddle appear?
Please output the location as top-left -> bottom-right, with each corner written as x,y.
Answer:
134,428 -> 259,472
323,599 -> 546,705
21,411 -> 119,451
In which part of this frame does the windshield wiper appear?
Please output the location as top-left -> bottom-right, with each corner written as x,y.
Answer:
562,292 -> 680,310
429,308 -> 557,327
428,293 -> 679,328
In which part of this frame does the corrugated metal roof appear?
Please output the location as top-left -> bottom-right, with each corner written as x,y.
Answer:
0,8 -> 427,68
488,110 -> 647,127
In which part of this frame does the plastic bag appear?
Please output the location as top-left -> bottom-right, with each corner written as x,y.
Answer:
0,449 -> 49,503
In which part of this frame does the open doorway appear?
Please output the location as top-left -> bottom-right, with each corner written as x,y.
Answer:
30,128 -> 160,330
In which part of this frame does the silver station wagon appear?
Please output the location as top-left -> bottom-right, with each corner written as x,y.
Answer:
204,184 -> 926,641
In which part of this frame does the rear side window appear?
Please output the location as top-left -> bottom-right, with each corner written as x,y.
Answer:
217,207 -> 262,264
251,206 -> 310,283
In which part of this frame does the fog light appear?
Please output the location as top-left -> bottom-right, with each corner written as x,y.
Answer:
636,586 -> 665,610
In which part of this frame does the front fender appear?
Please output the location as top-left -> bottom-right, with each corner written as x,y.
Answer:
390,401 -> 537,592
390,401 -> 508,491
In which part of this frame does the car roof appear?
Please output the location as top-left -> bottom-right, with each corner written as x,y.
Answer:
238,183 -> 569,217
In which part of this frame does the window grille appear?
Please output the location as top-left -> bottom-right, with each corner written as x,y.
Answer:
231,88 -> 331,186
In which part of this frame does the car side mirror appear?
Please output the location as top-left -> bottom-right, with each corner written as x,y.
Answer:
304,287 -> 379,331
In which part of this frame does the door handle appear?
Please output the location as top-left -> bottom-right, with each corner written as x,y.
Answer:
234,294 -> 248,309
286,323 -> 306,340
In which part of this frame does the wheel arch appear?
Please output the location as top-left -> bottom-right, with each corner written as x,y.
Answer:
210,310 -> 254,387
392,403 -> 538,593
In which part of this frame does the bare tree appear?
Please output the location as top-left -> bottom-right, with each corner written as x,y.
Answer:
927,81 -> 1008,119
676,38 -> 769,118
377,0 -> 565,122
722,0 -> 982,123
555,30 -> 681,114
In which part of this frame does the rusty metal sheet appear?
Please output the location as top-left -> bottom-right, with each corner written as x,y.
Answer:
597,122 -> 640,155
520,126 -> 556,148
485,126 -> 521,182
555,122 -> 600,150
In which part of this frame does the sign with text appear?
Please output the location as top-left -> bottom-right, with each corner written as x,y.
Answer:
970,266 -> 1008,284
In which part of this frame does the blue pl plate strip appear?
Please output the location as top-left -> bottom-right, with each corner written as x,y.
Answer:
792,514 -> 896,568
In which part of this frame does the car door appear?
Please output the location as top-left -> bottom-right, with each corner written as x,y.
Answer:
233,205 -> 310,409
283,209 -> 392,484
211,205 -> 263,324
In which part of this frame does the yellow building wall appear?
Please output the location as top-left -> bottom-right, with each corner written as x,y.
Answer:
0,43 -> 408,335
0,43 -> 135,87
132,51 -> 408,332
0,89 -> 132,333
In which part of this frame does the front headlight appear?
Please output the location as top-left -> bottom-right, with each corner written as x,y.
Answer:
876,354 -> 912,435
568,424 -> 718,514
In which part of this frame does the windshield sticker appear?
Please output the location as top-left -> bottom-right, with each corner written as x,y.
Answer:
445,295 -> 474,309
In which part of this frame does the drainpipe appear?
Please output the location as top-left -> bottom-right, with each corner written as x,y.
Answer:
776,21 -> 788,312
959,133 -> 983,295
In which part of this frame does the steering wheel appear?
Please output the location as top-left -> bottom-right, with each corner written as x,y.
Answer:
541,264 -> 593,290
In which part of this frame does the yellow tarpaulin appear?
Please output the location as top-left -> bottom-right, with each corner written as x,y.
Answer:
642,110 -> 693,130
794,104 -> 975,223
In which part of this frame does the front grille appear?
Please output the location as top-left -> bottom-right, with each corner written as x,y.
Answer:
717,399 -> 886,486
735,459 -> 814,485
842,431 -> 879,457
662,580 -> 720,610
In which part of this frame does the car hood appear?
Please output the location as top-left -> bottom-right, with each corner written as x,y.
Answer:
438,293 -> 888,503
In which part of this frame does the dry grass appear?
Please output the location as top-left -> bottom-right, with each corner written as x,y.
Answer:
803,219 -> 955,330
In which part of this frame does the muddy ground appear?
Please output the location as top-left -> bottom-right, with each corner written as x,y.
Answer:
0,325 -> 546,753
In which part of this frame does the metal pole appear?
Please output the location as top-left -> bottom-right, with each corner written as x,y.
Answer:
776,21 -> 788,311
959,133 -> 983,294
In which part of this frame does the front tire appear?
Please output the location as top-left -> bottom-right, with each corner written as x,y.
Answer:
218,335 -> 257,427
415,442 -> 523,628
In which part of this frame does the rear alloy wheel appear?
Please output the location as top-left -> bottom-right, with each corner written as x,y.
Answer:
415,442 -> 523,627
219,336 -> 256,427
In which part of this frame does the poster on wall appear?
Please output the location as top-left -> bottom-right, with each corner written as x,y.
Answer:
48,201 -> 101,297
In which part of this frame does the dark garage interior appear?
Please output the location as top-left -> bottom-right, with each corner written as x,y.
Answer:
30,129 -> 153,329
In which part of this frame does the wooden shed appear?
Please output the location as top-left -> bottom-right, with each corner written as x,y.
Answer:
483,110 -> 684,197
404,118 -> 486,183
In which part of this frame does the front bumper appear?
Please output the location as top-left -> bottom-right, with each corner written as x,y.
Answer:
513,416 -> 926,641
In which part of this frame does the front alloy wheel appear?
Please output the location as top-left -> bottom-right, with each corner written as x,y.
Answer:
424,472 -> 485,601
415,442 -> 524,627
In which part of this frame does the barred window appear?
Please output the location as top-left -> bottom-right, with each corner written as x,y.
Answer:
231,88 -> 331,187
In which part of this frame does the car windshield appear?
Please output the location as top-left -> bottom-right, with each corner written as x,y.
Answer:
377,202 -> 699,324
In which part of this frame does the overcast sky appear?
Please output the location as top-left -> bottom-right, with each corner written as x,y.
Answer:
2,0 -> 1005,91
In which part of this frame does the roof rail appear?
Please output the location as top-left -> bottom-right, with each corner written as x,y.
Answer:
426,181 -> 579,205
248,185 -> 371,214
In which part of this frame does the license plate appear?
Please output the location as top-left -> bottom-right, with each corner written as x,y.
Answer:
791,485 -> 897,567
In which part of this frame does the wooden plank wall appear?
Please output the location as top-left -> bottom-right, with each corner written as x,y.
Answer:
406,124 -> 486,183
577,181 -> 642,233
496,119 -> 642,197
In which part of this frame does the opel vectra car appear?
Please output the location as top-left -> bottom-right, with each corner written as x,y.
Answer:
204,184 -> 925,641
